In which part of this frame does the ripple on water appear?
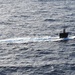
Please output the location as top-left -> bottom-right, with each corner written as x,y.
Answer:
44,19 -> 56,22
0,63 -> 75,75
19,47 -> 28,51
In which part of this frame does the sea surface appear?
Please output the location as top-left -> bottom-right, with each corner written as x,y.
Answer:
0,0 -> 75,75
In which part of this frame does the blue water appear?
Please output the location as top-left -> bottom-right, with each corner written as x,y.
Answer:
0,0 -> 75,75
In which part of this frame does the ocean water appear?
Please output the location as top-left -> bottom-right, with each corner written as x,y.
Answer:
0,0 -> 75,75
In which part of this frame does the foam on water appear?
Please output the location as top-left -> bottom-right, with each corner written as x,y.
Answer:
0,36 -> 75,43
0,36 -> 51,43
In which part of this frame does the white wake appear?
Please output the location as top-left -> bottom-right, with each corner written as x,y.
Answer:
0,36 -> 75,43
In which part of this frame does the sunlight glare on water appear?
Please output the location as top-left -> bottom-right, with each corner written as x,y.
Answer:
0,0 -> 75,75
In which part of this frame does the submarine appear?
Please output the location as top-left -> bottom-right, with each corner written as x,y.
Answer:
59,28 -> 69,38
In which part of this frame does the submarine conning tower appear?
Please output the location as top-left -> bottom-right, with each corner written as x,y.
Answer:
59,28 -> 68,38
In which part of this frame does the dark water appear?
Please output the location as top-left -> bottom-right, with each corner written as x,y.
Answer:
0,0 -> 75,75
